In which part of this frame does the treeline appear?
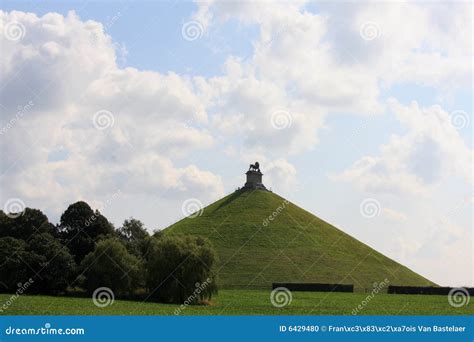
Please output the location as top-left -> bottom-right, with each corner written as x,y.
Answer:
0,201 -> 217,304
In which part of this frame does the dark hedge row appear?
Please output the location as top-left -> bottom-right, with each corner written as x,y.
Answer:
272,283 -> 354,292
388,286 -> 474,295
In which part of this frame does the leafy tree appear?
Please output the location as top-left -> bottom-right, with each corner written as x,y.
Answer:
57,201 -> 115,263
80,238 -> 142,296
0,234 -> 76,295
146,235 -> 218,303
118,218 -> 148,241
0,237 -> 33,292
27,233 -> 76,295
118,218 -> 150,259
0,208 -> 54,240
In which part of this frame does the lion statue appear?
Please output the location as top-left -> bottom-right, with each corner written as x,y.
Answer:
249,162 -> 260,172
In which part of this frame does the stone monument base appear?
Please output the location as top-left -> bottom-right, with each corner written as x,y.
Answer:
244,170 -> 268,190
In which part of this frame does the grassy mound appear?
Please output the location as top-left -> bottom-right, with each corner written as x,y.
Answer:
165,189 -> 434,290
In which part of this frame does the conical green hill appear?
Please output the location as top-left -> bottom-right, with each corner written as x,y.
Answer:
164,189 -> 434,290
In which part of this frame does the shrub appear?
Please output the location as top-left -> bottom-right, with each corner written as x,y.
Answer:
146,235 -> 218,303
80,238 -> 142,296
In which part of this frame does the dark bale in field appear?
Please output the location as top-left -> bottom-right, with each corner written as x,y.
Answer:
272,283 -> 354,292
388,285 -> 474,295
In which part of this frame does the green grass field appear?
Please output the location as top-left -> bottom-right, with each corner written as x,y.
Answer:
1,290 -> 471,315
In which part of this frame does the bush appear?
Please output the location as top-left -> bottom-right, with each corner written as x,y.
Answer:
80,238 -> 142,296
146,235 -> 218,303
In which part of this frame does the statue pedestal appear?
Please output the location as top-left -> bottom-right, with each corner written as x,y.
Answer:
244,170 -> 267,190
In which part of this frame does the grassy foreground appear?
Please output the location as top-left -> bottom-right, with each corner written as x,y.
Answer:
1,290 -> 471,315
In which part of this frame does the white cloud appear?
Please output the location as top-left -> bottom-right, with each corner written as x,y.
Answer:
397,215 -> 472,286
2,5 -> 470,206
320,1 -> 471,90
190,1 -> 471,161
0,10 -> 224,212
207,71 -> 325,154
333,99 -> 473,195
382,207 -> 407,223
264,158 -> 297,192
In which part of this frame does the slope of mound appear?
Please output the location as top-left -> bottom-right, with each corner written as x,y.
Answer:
165,189 -> 434,290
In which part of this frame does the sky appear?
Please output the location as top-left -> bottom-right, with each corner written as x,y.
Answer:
0,0 -> 472,287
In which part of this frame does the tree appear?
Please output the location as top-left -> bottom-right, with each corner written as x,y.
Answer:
118,218 -> 148,242
117,218 -> 150,258
146,235 -> 218,304
0,208 -> 54,240
0,237 -> 33,292
27,233 -> 76,295
80,238 -> 142,296
57,201 -> 115,263
0,234 -> 76,295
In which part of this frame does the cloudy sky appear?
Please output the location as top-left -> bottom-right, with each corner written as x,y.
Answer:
0,1 -> 472,287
